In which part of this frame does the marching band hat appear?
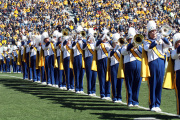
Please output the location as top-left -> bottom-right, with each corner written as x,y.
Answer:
22,36 -> 27,41
127,27 -> 136,39
76,25 -> 83,33
147,20 -> 156,33
64,36 -> 70,41
112,33 -> 120,42
17,41 -> 21,48
57,32 -> 63,39
3,47 -> 7,51
41,32 -> 49,43
88,28 -> 94,36
173,33 -> 180,46
52,30 -> 59,37
13,45 -> 17,50
101,29 -> 110,35
35,35 -> 42,45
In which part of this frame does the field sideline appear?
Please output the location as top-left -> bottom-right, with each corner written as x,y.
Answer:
0,73 -> 179,120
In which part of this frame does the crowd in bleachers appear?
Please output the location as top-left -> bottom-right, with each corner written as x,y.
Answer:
0,0 -> 179,45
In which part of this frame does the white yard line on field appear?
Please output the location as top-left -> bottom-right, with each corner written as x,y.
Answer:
0,74 -> 179,118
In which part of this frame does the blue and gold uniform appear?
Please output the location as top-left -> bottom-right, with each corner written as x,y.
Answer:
72,26 -> 85,93
109,33 -> 123,102
122,28 -> 142,106
171,33 -> 180,115
96,29 -> 112,100
42,32 -> 50,85
83,31 -> 97,95
62,36 -> 74,90
144,20 -> 172,112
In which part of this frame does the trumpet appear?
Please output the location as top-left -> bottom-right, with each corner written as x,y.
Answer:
133,34 -> 144,47
118,37 -> 126,45
161,24 -> 172,37
62,29 -> 69,36
81,31 -> 86,37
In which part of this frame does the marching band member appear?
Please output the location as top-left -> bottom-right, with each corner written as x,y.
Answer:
109,33 -> 124,103
16,41 -> 22,73
21,36 -> 28,80
83,28 -> 97,96
41,32 -> 50,85
144,20 -> 172,112
12,46 -> 17,73
96,29 -> 112,100
0,43 -> 2,73
6,47 -> 11,73
171,33 -> 180,115
25,37 -> 32,80
121,27 -> 142,107
35,35 -> 42,83
2,47 -> 7,73
55,32 -> 66,89
39,36 -> 46,85
44,30 -> 59,86
30,35 -> 37,82
0,51 -> 2,73
51,30 -> 59,87
62,36 -> 74,91
72,26 -> 85,93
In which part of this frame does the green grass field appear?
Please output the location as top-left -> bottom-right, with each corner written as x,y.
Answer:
0,73 -> 179,120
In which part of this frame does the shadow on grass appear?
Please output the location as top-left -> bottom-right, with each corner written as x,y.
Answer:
0,78 -> 178,120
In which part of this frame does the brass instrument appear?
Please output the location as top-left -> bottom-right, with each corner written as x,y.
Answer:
106,32 -> 111,37
133,34 -> 144,47
62,29 -> 69,36
81,31 -> 86,37
118,37 -> 126,45
161,24 -> 172,36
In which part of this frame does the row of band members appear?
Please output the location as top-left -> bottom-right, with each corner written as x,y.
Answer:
0,20 -> 180,114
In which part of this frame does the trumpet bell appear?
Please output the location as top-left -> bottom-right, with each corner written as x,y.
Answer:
161,24 -> 172,36
81,31 -> 86,37
133,34 -> 144,46
118,38 -> 126,45
62,29 -> 69,36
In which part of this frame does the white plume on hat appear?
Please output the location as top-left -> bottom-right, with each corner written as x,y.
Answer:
127,27 -> 136,39
13,45 -> 17,50
57,32 -> 63,38
173,33 -> 180,46
22,36 -> 27,41
102,29 -> 109,35
51,30 -> 59,42
76,25 -> 83,33
147,20 -> 156,33
88,28 -> 94,36
29,32 -> 32,39
52,30 -> 59,37
3,47 -> 7,51
35,35 -> 42,45
41,32 -> 49,43
17,41 -> 21,48
112,33 -> 120,42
